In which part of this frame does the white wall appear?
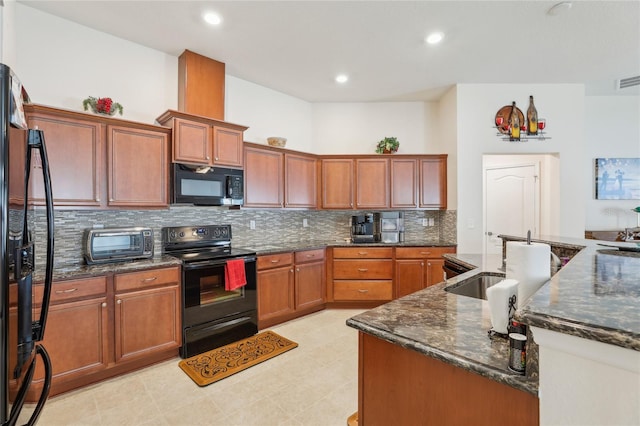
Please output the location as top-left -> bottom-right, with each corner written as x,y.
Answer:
13,4 -> 177,124
311,102 -> 427,155
584,96 -> 640,230
225,76 -> 313,152
456,84 -> 586,253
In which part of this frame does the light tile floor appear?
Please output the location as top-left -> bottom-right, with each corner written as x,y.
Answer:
19,309 -> 365,426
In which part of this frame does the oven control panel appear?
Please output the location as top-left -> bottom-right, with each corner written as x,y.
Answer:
162,224 -> 232,244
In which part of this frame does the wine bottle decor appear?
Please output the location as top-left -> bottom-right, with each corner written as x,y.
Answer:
527,95 -> 538,135
509,101 -> 520,141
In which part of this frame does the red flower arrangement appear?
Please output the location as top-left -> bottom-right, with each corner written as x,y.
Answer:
83,96 -> 123,116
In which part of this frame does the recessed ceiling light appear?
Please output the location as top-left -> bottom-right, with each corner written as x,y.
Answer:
547,2 -> 572,16
203,12 -> 222,25
425,32 -> 444,45
335,74 -> 349,84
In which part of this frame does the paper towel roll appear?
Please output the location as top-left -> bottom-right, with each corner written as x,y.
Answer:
506,241 -> 550,308
486,279 -> 519,334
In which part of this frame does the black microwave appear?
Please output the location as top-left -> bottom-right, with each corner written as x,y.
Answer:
172,164 -> 244,206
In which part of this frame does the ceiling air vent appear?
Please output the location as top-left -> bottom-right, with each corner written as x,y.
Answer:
617,75 -> 640,90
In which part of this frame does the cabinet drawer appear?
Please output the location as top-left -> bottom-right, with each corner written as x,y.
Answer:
36,276 -> 107,304
333,259 -> 393,279
295,249 -> 325,264
395,246 -> 456,259
333,247 -> 394,259
333,280 -> 393,301
115,267 -> 180,292
257,252 -> 294,270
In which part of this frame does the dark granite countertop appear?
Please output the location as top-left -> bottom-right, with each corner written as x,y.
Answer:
347,235 -> 640,398
246,240 -> 457,256
36,255 -> 182,282
346,269 -> 538,395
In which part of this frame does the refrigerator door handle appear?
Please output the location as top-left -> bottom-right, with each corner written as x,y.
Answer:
3,344 -> 52,426
24,129 -> 54,342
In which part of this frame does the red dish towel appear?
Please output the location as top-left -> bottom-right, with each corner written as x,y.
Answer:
225,259 -> 247,291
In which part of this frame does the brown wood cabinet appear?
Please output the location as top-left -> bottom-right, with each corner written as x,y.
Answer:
156,109 -> 248,168
178,49 -> 225,120
420,156 -> 447,209
12,266 -> 181,401
358,332 -> 539,426
285,153 -> 318,208
391,158 -> 418,208
321,158 -> 354,209
114,267 -> 181,363
331,248 -> 393,302
257,250 -> 325,328
356,158 -> 389,209
23,104 -> 171,209
395,247 -> 456,298
106,125 -> 169,207
243,143 -> 318,209
24,108 -> 103,207
244,145 -> 284,207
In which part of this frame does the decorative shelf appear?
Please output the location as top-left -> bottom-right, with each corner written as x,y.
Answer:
493,128 -> 551,142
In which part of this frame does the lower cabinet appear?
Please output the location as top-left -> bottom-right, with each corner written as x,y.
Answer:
257,249 -> 325,328
114,267 -> 182,363
331,248 -> 394,303
12,266 -> 181,401
395,247 -> 456,298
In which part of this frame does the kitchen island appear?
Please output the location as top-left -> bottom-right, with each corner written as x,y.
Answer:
347,236 -> 640,425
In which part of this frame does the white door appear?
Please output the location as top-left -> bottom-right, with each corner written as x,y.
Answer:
484,164 -> 539,254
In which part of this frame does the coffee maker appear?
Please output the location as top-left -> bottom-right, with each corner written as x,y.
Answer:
374,211 -> 405,243
351,213 -> 375,243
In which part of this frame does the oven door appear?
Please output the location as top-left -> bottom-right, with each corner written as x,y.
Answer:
182,255 -> 257,328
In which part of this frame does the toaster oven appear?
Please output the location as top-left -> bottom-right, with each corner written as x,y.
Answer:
83,227 -> 154,264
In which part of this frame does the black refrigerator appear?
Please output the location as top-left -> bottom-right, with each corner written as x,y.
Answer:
1,64 -> 54,425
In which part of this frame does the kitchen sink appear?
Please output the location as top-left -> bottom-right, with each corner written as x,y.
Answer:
444,273 -> 506,300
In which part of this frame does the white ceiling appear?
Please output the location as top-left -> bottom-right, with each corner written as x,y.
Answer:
16,0 -> 640,102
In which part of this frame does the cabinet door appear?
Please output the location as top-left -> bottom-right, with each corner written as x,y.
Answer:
26,112 -> 102,206
172,118 -> 211,165
295,261 -> 325,311
425,258 -> 446,287
257,266 -> 295,322
322,159 -> 354,209
107,125 -> 169,207
213,126 -> 244,168
244,146 -> 283,207
395,259 -> 425,298
114,284 -> 181,363
285,153 -> 317,208
356,158 -> 389,209
420,156 -> 447,209
391,158 -> 418,208
33,297 -> 109,384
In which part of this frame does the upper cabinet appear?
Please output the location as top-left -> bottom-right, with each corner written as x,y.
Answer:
419,156 -> 447,209
23,104 -> 171,209
156,109 -> 248,169
178,49 -> 225,120
321,158 -> 354,209
321,155 -> 446,210
243,143 -> 318,209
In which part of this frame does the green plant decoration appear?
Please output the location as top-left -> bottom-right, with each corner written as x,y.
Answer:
375,137 -> 399,154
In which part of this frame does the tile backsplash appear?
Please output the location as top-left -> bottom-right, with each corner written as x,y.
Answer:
31,207 -> 457,266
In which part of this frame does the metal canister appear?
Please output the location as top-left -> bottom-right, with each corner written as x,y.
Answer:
508,333 -> 527,375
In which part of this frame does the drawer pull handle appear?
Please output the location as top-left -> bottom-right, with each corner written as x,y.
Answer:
117,300 -> 122,305
55,288 -> 78,294
141,277 -> 157,282
358,268 -> 368,272
101,302 -> 107,308
305,254 -> 315,258
271,259 -> 280,263
420,252 -> 431,255
357,252 -> 368,255
357,289 -> 369,293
